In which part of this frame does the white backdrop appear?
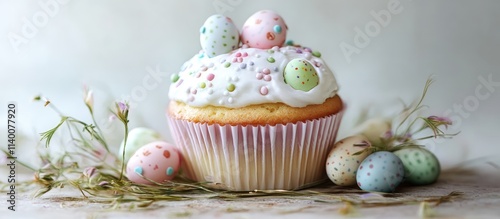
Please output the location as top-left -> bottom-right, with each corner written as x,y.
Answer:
1,0 -> 499,169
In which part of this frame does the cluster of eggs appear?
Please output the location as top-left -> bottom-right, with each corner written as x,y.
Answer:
326,119 -> 441,192
200,10 -> 287,57
119,128 -> 181,185
199,11 -> 322,92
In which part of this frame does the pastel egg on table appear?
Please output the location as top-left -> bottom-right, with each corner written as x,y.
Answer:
126,141 -> 181,185
241,10 -> 287,49
200,14 -> 240,57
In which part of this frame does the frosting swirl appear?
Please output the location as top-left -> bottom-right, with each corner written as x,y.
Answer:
168,45 -> 339,108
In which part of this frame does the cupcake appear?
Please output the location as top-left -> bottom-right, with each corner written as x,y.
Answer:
167,10 -> 343,191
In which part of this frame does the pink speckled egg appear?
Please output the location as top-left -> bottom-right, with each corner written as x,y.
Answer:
241,10 -> 287,49
126,141 -> 181,185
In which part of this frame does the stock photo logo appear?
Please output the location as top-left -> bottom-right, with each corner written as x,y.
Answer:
339,0 -> 410,63
7,0 -> 70,53
212,0 -> 243,14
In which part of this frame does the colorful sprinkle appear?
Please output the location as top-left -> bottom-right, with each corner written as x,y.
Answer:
227,83 -> 236,92
207,73 -> 215,81
170,74 -> 179,83
267,57 -> 275,63
240,63 -> 247,69
166,167 -> 174,176
134,166 -> 143,175
256,73 -> 263,80
224,62 -> 231,68
304,52 -> 312,59
260,86 -> 269,95
199,82 -> 206,88
273,25 -> 282,33
262,68 -> 271,74
312,51 -> 322,57
163,150 -> 171,158
264,75 -> 271,81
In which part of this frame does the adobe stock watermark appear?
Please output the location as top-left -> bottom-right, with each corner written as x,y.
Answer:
119,64 -> 169,110
7,0 -> 70,53
429,73 -> 500,148
213,0 -> 242,14
340,0 -> 411,64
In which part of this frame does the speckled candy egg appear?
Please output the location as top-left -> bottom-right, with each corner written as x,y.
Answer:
283,58 -> 319,91
356,151 -> 404,192
326,135 -> 372,186
118,127 -> 162,163
394,148 -> 440,185
126,141 -> 181,185
241,10 -> 287,49
200,14 -> 240,57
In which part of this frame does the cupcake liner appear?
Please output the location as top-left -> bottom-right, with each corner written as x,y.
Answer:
167,112 -> 343,191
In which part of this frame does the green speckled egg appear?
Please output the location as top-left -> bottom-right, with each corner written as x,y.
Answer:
118,127 -> 162,162
394,148 -> 440,185
283,58 -> 319,91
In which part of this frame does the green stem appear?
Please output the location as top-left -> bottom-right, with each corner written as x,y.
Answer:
394,78 -> 433,135
119,123 -> 129,181
90,113 -> 110,153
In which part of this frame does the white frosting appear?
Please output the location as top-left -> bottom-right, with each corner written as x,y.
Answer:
168,46 -> 339,108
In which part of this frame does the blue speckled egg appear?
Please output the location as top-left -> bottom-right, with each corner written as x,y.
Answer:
356,151 -> 404,193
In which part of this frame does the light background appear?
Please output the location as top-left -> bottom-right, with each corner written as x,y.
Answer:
0,0 -> 499,169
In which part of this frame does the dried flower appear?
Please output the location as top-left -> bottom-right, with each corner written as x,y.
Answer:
427,116 -> 452,129
113,101 -> 130,124
84,89 -> 94,113
111,101 -> 131,180
118,102 -> 128,112
382,130 -> 393,139
98,181 -> 110,187
352,77 -> 458,155
83,167 -> 97,178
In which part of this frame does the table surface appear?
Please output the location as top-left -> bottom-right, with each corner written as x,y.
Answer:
2,168 -> 500,219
